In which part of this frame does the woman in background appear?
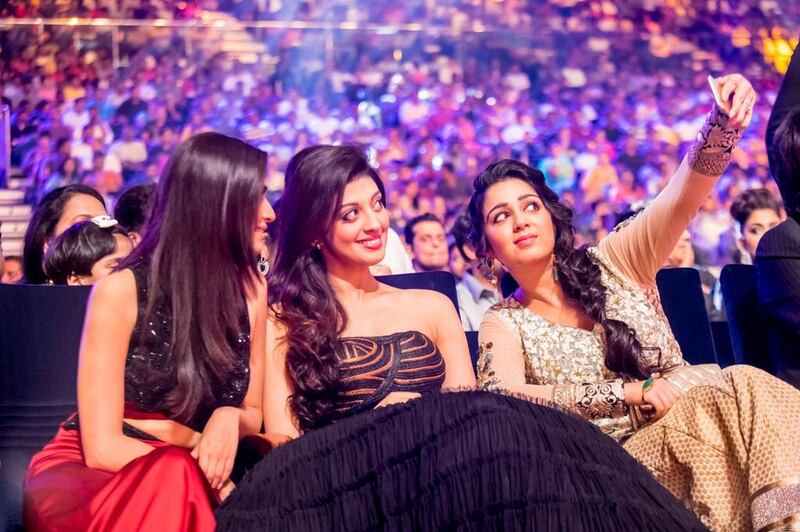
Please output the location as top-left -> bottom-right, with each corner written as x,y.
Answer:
22,184 -> 107,284
43,215 -> 133,285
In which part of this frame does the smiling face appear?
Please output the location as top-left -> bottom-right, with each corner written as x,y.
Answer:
323,175 -> 389,268
480,178 -> 556,270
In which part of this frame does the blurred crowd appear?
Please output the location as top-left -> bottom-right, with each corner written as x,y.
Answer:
1,0 -> 798,270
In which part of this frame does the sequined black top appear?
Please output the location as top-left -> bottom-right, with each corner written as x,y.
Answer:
125,259 -> 251,432
329,331 -> 445,421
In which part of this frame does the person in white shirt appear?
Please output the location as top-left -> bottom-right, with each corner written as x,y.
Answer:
61,98 -> 91,140
108,125 -> 148,182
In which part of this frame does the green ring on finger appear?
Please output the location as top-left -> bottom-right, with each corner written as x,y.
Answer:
642,376 -> 655,396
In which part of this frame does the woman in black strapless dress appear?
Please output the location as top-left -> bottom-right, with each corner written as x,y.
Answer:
216,145 -> 705,531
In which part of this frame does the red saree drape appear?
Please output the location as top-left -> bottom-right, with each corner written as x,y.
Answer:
23,411 -> 217,532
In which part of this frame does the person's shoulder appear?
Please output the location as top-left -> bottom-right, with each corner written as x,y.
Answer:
89,269 -> 137,319
94,268 -> 136,295
756,218 -> 800,259
388,287 -> 455,312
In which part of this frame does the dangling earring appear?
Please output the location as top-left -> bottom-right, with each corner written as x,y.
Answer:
257,253 -> 270,276
312,241 -> 322,250
552,252 -> 559,283
480,256 -> 496,283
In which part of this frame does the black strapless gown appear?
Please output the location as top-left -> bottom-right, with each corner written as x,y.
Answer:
217,332 -> 704,531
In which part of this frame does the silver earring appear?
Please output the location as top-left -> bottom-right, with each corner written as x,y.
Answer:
257,254 -> 269,276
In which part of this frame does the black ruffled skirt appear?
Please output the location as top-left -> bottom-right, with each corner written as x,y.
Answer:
217,391 -> 704,531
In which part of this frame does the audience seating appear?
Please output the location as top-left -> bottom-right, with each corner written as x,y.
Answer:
501,269 -> 720,365
710,321 -> 736,368
465,331 -> 480,369
377,271 -> 460,318
0,284 -> 91,531
655,268 -> 718,365
719,264 -> 771,371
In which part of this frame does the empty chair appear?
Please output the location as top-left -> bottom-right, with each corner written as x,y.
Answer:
719,264 -> 771,371
0,284 -> 91,530
655,268 -> 717,365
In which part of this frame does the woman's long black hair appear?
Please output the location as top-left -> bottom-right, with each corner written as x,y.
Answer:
269,144 -> 384,432
121,132 -> 267,425
468,159 -> 648,380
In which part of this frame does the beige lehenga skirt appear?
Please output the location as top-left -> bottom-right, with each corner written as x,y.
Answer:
623,365 -> 800,531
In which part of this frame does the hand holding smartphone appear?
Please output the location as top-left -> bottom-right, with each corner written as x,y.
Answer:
707,75 -> 732,115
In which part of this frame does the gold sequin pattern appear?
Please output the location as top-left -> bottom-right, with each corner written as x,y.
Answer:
752,482 -> 800,532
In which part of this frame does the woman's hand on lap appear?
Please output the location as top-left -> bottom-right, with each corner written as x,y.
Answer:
191,406 -> 240,490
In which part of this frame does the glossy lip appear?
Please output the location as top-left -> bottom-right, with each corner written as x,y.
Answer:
513,234 -> 538,248
357,232 -> 384,251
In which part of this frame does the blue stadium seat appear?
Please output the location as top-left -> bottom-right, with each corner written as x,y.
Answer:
719,264 -> 771,371
0,284 -> 91,531
655,268 -> 718,365
377,271 -> 460,318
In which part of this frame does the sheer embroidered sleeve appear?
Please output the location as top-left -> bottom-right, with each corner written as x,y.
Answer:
599,105 -> 743,288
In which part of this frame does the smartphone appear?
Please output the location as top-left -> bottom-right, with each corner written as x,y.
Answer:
707,75 -> 731,114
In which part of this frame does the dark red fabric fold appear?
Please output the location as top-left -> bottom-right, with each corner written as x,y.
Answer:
24,416 -> 216,532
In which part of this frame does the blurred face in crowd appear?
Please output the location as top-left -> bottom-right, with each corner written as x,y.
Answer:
410,220 -> 448,271
449,245 -> 468,280
740,208 -> 781,258
3,257 -> 23,284
68,234 -> 133,286
481,178 -> 557,272
324,175 -> 389,269
37,135 -> 51,153
665,229 -> 694,268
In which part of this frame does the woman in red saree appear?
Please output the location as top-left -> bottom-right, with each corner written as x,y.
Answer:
24,132 -> 274,531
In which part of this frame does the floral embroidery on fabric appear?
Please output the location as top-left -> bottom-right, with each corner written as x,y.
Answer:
479,247 -> 686,441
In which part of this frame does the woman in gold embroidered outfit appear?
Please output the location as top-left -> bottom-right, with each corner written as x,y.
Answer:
471,74 -> 800,532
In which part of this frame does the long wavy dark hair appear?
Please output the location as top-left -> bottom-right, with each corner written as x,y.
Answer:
22,184 -> 106,284
468,159 -> 648,380
270,144 -> 384,432
121,132 -> 266,425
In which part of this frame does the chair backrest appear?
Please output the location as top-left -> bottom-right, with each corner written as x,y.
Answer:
0,284 -> 91,531
655,268 -> 717,365
719,264 -> 770,370
465,331 -> 480,370
377,271 -> 460,318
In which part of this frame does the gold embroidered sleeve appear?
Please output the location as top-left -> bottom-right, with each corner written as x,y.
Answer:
476,341 -> 506,393
687,104 -> 743,176
552,379 -> 627,419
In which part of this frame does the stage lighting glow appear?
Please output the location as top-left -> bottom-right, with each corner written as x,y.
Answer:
486,97 -> 497,106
